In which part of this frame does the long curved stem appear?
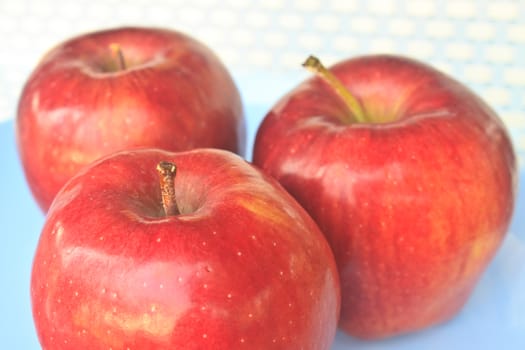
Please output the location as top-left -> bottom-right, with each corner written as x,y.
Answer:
303,55 -> 367,123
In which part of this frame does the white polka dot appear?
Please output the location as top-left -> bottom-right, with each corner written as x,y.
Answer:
3,1 -> 28,16
388,19 -> 415,37
406,1 -> 436,17
332,36 -> 359,52
464,64 -> 493,84
178,7 -> 205,25
369,38 -> 396,53
331,1 -> 358,12
445,43 -> 474,61
261,0 -> 284,10
484,88 -> 511,107
485,45 -> 515,63
313,15 -> 340,32
465,23 -> 496,41
231,31 -> 255,46
406,40 -> 435,59
350,16 -> 377,34
146,5 -> 173,23
367,0 -> 396,15
263,32 -> 288,48
211,9 -> 237,27
293,0 -> 320,12
487,2 -> 519,21
298,33 -> 324,51
446,1 -> 477,19
503,68 -> 525,86
508,25 -> 525,43
425,20 -> 455,38
245,12 -> 268,28
279,13 -> 304,30
248,50 -> 273,67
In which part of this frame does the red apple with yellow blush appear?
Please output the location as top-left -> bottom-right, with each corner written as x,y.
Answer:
16,26 -> 245,212
253,54 -> 517,339
30,148 -> 340,349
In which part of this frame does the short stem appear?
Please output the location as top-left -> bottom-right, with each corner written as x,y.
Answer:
109,43 -> 127,71
156,161 -> 180,216
302,55 -> 367,124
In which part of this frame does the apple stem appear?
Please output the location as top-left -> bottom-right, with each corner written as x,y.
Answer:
156,161 -> 180,216
109,43 -> 127,71
302,55 -> 367,124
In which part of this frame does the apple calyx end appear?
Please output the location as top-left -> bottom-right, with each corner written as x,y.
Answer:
156,161 -> 180,217
302,54 -> 367,124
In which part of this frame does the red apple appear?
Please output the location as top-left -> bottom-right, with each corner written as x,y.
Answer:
16,26 -> 245,212
30,148 -> 340,349
253,55 -> 517,339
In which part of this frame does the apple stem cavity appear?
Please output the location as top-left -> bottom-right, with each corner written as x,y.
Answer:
109,43 -> 127,71
156,161 -> 180,216
302,55 -> 367,124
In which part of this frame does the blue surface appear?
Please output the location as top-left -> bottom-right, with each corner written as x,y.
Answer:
1,105 -> 524,348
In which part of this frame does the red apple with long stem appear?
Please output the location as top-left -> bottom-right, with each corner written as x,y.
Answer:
16,26 -> 245,212
253,55 -> 517,339
30,148 -> 340,349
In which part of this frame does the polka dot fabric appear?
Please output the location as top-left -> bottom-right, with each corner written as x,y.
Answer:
1,0 -> 523,166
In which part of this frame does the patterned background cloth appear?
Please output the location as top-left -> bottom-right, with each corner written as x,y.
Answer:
1,0 -> 523,166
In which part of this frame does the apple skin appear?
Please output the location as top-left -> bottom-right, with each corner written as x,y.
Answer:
16,26 -> 245,212
30,148 -> 340,350
253,54 -> 517,339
